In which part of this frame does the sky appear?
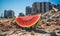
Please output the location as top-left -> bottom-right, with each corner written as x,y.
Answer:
0,0 -> 60,17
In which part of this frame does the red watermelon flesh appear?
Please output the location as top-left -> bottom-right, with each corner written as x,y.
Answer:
16,14 -> 41,27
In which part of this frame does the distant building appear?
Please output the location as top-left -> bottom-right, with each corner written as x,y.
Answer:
52,4 -> 57,8
52,4 -> 60,11
32,2 -> 52,14
18,13 -> 24,16
57,4 -> 60,11
0,13 -> 3,18
4,10 -> 15,18
26,6 -> 32,15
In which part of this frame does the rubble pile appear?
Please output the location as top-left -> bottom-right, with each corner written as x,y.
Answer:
42,10 -> 60,22
0,10 -> 60,36
41,10 -> 60,26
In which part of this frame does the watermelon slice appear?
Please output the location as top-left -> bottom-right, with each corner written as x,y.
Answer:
16,14 -> 41,27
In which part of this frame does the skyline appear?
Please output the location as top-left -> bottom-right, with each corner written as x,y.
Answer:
0,0 -> 60,17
